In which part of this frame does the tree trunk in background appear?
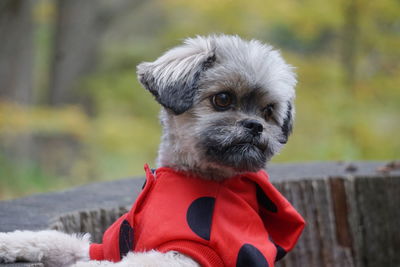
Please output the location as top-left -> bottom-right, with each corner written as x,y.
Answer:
48,0 -> 101,107
0,0 -> 34,105
341,0 -> 359,91
0,0 -> 35,169
48,0 -> 146,109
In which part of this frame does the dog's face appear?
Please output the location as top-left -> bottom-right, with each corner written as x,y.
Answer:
137,35 -> 296,179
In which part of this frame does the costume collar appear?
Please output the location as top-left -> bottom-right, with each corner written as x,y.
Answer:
144,163 -> 269,183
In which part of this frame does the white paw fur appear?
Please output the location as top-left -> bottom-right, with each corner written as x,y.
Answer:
0,230 -> 90,267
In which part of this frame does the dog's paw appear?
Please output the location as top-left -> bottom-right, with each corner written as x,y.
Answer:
0,230 -> 91,267
0,231 -> 44,263
0,232 -> 19,263
0,232 -> 13,262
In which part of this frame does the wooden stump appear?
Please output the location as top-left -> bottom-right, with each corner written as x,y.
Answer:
275,174 -> 400,267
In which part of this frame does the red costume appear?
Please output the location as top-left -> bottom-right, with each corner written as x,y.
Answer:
90,165 -> 305,267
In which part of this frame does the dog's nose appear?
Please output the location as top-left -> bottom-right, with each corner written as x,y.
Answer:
240,119 -> 264,136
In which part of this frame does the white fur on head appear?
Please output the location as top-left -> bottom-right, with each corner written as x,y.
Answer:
199,35 -> 296,126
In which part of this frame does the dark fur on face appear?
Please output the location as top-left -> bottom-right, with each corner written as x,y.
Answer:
280,102 -> 293,144
200,119 -> 271,172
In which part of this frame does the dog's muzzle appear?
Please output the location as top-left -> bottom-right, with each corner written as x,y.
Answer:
201,130 -> 269,172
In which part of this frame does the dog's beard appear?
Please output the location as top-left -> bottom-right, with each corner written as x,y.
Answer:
199,125 -> 272,173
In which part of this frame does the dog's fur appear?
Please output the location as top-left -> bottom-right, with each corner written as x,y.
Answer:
0,35 -> 296,267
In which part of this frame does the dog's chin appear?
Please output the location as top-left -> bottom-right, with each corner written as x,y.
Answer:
205,142 -> 267,173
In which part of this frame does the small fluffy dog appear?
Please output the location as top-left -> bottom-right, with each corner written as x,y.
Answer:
0,35 -> 304,267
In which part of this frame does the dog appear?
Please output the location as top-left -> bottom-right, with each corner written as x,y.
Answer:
0,35 -> 305,267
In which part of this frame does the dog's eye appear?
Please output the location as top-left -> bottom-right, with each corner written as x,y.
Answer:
212,92 -> 233,110
263,104 -> 275,120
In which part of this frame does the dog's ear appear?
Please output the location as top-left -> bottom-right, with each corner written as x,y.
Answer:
137,39 -> 216,115
280,101 -> 294,144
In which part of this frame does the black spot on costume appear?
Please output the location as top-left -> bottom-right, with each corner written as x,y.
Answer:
186,197 -> 216,241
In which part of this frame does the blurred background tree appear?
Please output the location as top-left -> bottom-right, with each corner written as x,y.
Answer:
0,0 -> 399,199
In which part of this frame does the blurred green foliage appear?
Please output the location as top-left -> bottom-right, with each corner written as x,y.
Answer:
0,0 -> 399,199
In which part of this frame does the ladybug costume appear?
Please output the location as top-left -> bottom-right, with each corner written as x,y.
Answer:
90,165 -> 305,267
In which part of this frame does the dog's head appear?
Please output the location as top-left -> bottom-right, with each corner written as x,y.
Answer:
137,35 -> 296,179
